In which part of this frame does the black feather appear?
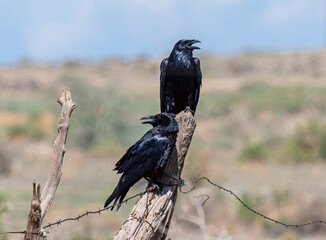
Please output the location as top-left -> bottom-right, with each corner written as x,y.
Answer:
160,39 -> 202,115
104,113 -> 178,210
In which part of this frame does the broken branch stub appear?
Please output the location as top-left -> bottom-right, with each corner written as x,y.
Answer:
24,182 -> 41,240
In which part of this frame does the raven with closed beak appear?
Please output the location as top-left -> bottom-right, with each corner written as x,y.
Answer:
104,113 -> 178,210
160,39 -> 202,115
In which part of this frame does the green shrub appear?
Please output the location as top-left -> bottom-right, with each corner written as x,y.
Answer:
0,97 -> 51,113
271,188 -> 289,206
7,124 -> 29,137
0,149 -> 10,175
241,83 -> 305,114
319,137 -> 326,159
6,124 -> 45,139
237,193 -> 259,223
282,120 -> 326,162
240,142 -> 267,161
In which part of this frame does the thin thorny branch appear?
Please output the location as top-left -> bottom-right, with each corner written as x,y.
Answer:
2,176 -> 326,236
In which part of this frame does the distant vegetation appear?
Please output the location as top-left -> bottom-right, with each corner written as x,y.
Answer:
1,68 -> 326,163
1,51 -> 326,239
282,119 -> 326,162
240,142 -> 267,161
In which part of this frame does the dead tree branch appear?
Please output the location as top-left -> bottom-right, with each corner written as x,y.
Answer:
24,182 -> 41,240
114,111 -> 196,240
40,90 -> 76,221
24,90 -> 76,240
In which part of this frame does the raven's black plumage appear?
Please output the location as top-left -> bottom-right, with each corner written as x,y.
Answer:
160,39 -> 202,115
104,113 -> 178,210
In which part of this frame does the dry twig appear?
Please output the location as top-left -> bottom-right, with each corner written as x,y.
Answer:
24,90 -> 76,240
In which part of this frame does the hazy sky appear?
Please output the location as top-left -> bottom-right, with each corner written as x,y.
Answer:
0,0 -> 325,64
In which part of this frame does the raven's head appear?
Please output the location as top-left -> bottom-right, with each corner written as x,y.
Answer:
140,113 -> 179,133
174,39 -> 201,52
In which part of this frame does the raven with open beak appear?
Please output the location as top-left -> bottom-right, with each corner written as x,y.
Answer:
160,39 -> 202,115
104,113 -> 178,210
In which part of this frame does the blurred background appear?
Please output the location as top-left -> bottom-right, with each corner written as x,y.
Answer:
0,0 -> 326,239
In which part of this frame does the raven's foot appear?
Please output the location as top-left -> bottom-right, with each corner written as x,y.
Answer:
146,183 -> 161,192
184,106 -> 195,115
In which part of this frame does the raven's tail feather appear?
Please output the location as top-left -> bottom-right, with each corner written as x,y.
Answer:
104,191 -> 118,209
104,186 -> 128,210
104,174 -> 140,210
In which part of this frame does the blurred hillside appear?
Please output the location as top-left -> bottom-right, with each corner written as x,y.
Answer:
1,50 -> 326,240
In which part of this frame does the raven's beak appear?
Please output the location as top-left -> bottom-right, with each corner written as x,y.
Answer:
140,115 -> 155,125
186,39 -> 201,50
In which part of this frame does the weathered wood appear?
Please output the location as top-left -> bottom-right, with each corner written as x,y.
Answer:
114,111 -> 196,240
24,90 -> 76,239
40,90 -> 76,221
24,182 -> 41,240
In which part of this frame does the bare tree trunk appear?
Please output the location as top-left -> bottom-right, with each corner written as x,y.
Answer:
114,111 -> 196,240
24,90 -> 76,240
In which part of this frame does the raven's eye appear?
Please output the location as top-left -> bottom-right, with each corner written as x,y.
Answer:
156,115 -> 170,127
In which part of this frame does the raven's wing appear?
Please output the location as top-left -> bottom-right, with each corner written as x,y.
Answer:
114,132 -> 171,174
160,58 -> 169,112
193,58 -> 202,112
105,133 -> 172,209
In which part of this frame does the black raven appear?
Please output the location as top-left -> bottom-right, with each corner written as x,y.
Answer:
160,39 -> 202,115
104,113 -> 178,210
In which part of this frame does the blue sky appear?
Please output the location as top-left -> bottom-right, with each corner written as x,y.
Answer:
0,0 -> 325,64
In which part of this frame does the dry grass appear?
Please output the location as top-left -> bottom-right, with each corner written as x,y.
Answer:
1,50 -> 326,239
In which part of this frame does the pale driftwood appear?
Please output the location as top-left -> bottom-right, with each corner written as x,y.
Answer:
114,111 -> 196,240
24,90 -> 76,239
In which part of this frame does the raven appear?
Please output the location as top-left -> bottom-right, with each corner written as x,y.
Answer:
104,113 -> 178,210
160,39 -> 202,115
